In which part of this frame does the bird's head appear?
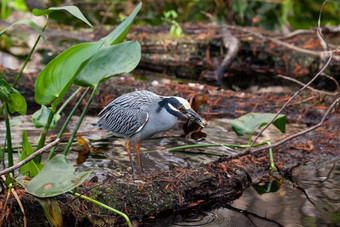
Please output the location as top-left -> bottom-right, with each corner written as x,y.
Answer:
159,96 -> 205,127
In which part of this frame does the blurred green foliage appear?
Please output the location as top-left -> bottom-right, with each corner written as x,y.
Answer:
0,0 -> 339,31
0,0 -> 28,20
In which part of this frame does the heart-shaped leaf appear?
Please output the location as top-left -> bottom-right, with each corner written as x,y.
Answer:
33,6 -> 92,27
32,105 -> 61,129
25,154 -> 93,198
0,19 -> 47,43
231,113 -> 286,136
34,41 -> 102,107
74,41 -> 141,87
101,2 -> 142,46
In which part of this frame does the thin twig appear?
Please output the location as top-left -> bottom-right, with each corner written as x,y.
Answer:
276,29 -> 314,40
224,24 -> 335,58
288,96 -> 317,106
215,97 -> 339,163
11,188 -> 27,227
0,139 -> 60,176
242,0 -> 340,152
0,175 -> 10,224
247,97 -> 338,156
277,74 -> 338,96
246,45 -> 340,151
321,73 -> 340,90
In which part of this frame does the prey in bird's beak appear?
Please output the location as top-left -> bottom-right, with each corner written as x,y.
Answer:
186,109 -> 206,128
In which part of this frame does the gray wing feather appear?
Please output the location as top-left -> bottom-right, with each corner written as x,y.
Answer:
98,106 -> 148,137
97,90 -> 159,137
99,90 -> 161,115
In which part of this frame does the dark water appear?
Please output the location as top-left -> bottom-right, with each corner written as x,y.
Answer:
171,161 -> 340,226
1,115 -> 339,226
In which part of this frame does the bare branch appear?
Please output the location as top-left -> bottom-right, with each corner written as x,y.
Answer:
224,24 -> 336,58
11,187 -> 27,227
244,44 -> 340,151
321,73 -> 340,90
215,97 -> 339,163
0,139 -> 60,176
277,74 -> 339,96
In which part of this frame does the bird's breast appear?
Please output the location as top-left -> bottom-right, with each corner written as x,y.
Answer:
131,108 -> 178,142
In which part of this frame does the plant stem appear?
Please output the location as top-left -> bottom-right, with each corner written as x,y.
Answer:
265,141 -> 276,170
4,104 -> 13,173
248,133 -> 252,145
159,141 -> 270,153
55,87 -> 82,117
35,108 -> 54,163
13,16 -> 49,88
73,192 -> 131,227
47,87 -> 91,161
167,143 -> 249,151
63,86 -> 97,156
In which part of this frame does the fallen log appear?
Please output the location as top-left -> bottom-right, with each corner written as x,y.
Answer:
126,23 -> 340,90
1,22 -> 339,89
2,125 -> 339,225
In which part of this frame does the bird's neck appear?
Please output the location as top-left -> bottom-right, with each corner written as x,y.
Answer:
157,98 -> 180,117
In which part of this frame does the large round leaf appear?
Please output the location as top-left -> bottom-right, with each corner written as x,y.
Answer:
34,42 -> 102,105
231,113 -> 286,136
74,41 -> 141,87
25,154 -> 93,198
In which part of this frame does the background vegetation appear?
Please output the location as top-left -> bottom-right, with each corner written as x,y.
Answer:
2,0 -> 339,31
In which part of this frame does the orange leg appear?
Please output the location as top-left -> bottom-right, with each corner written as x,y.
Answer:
126,141 -> 135,175
135,142 -> 143,174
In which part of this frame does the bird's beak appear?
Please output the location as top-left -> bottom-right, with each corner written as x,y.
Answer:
186,109 -> 206,128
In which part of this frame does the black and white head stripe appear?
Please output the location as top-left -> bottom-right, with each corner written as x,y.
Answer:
160,97 -> 191,111
157,96 -> 192,118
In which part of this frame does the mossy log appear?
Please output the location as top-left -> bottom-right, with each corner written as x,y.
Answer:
3,125 -> 340,225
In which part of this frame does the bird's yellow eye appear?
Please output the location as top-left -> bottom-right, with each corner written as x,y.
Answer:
178,106 -> 183,111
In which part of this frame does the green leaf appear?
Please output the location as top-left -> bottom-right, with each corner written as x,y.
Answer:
34,42 -> 102,106
0,19 -> 47,43
74,41 -> 141,87
32,105 -> 61,129
8,92 -> 27,115
25,154 -> 93,198
32,6 -> 92,27
19,131 -> 41,176
0,77 -> 27,115
13,0 -> 28,11
4,176 -> 16,186
102,2 -> 142,46
0,77 -> 14,103
231,113 -> 286,136
36,197 -> 63,227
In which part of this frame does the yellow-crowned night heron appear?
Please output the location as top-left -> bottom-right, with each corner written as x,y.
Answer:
98,90 -> 205,174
